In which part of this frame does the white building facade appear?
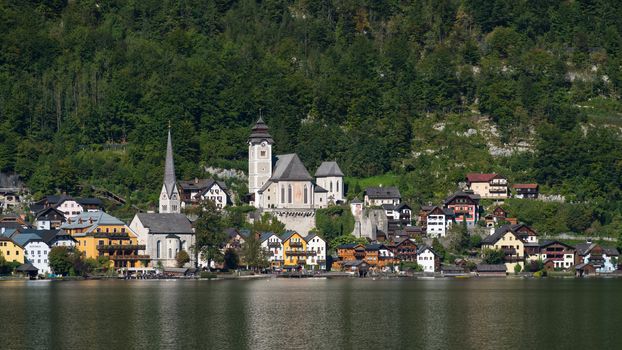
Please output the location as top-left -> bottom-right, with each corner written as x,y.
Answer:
305,234 -> 327,270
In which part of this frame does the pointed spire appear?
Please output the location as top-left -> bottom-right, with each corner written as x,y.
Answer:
164,126 -> 176,196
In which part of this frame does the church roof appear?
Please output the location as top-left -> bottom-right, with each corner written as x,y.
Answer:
135,213 -> 193,234
164,128 -> 177,197
270,154 -> 313,181
248,117 -> 274,144
315,161 -> 344,177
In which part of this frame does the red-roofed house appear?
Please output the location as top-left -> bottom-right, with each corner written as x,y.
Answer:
466,173 -> 508,199
513,184 -> 539,199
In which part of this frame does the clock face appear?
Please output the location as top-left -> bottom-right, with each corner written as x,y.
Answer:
261,141 -> 267,147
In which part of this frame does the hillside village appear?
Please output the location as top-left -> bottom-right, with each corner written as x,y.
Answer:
0,118 -> 619,280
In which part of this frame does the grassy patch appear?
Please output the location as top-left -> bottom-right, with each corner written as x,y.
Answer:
579,97 -> 622,126
345,174 -> 401,189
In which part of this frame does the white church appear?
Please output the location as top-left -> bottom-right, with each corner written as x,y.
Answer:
247,117 -> 345,233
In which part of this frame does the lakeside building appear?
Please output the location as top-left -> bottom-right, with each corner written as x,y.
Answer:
12,233 -> 51,275
575,242 -> 619,273
537,241 -> 576,270
0,236 -> 24,264
466,173 -> 509,199
61,211 -> 148,269
260,232 -> 284,269
130,213 -> 195,268
482,226 -> 525,271
416,245 -> 441,273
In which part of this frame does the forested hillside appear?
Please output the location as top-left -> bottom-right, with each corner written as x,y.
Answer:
1,1 -> 622,232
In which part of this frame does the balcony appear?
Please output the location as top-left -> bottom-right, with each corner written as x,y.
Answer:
111,255 -> 150,261
97,244 -> 146,251
286,250 -> 317,256
268,242 -> 281,248
489,188 -> 507,193
289,241 -> 303,248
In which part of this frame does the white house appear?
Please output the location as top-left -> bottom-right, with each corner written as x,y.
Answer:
55,197 -> 84,219
13,233 -> 51,275
130,213 -> 195,268
196,180 -> 230,209
364,186 -> 401,206
260,232 -> 283,268
422,206 -> 455,238
416,245 -> 441,273
576,243 -> 619,273
304,234 -> 327,270
34,207 -> 66,230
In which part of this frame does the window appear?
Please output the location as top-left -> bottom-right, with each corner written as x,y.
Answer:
281,186 -> 285,204
156,241 -> 161,259
304,185 -> 308,204
161,205 -> 167,212
330,182 -> 333,192
288,185 -> 292,203
168,248 -> 172,259
260,151 -> 266,157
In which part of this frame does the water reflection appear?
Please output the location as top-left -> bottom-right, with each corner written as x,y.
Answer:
1,279 -> 622,349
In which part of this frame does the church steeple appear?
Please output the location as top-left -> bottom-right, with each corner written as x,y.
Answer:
160,124 -> 180,213
164,125 -> 176,196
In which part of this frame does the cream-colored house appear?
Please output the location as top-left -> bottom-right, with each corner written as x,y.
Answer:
481,226 -> 524,271
466,173 -> 508,199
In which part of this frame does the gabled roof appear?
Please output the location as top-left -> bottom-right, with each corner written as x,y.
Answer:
466,173 -> 503,183
259,232 -> 279,243
351,197 -> 363,204
11,233 -> 44,247
513,183 -> 538,189
0,236 -> 23,248
16,263 -> 38,272
539,240 -> 575,250
135,213 -> 193,234
417,245 -> 440,257
280,230 -> 302,242
444,191 -> 480,205
482,225 -> 521,245
476,264 -> 507,272
336,243 -> 362,249
271,154 -> 313,181
315,161 -> 344,177
381,204 -> 396,210
77,198 -> 103,206
36,229 -> 76,245
196,180 -> 229,198
314,184 -> 328,193
305,233 -> 324,243
35,207 -> 66,221
61,211 -> 126,233
365,243 -> 385,251
365,187 -> 401,199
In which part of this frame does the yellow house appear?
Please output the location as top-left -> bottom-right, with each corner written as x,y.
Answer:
281,231 -> 308,268
0,237 -> 25,264
481,225 -> 524,271
61,211 -> 148,269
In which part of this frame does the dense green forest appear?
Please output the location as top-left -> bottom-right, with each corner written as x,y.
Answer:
1,0 -> 622,233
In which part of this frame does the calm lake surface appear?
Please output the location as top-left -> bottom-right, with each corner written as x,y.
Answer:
1,278 -> 621,349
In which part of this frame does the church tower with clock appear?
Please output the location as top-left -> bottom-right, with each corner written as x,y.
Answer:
248,117 -> 274,207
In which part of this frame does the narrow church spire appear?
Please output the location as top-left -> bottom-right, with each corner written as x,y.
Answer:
164,126 -> 176,196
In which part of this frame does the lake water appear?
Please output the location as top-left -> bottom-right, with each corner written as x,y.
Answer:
1,278 -> 621,349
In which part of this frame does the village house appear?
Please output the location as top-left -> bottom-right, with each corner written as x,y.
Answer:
36,229 -> 77,248
419,205 -> 455,238
481,225 -> 525,271
466,173 -> 509,199
30,195 -> 103,221
0,188 -> 21,212
0,236 -> 24,264
334,243 -> 395,271
34,207 -> 66,230
388,238 -> 417,263
130,213 -> 195,268
260,232 -> 284,269
281,231 -> 313,269
443,191 -> 480,228
304,234 -> 327,270
62,211 -> 148,270
178,178 -> 231,209
364,186 -> 401,206
416,245 -> 441,273
12,232 -> 51,275
333,243 -> 366,270
575,242 -> 619,273
513,184 -> 539,199
537,241 -> 576,270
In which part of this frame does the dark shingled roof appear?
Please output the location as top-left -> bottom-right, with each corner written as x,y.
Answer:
417,245 -> 440,257
16,263 -> 38,272
444,191 -> 480,205
365,187 -> 401,199
271,154 -> 313,181
248,117 -> 274,144
476,264 -> 507,272
314,184 -> 328,193
135,213 -> 193,234
315,161 -> 344,177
